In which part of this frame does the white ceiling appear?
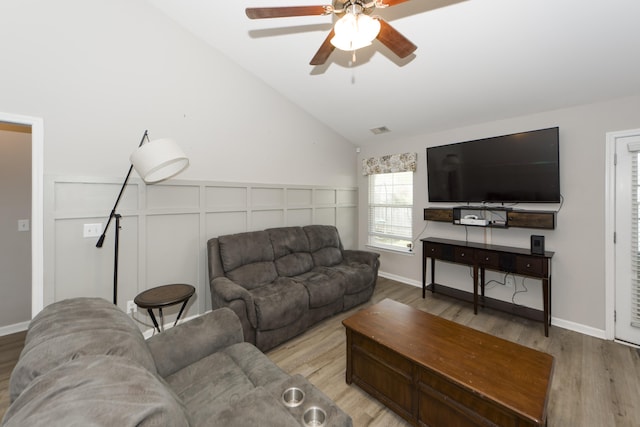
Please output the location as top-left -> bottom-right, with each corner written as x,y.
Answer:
147,0 -> 640,146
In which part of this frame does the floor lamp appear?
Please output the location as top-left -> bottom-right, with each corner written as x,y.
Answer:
96,130 -> 189,304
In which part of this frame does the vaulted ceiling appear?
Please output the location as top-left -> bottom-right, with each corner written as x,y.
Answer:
147,0 -> 640,146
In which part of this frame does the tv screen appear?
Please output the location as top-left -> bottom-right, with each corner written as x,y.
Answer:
427,127 -> 560,203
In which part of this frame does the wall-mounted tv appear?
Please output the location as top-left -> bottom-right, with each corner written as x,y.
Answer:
427,127 -> 560,203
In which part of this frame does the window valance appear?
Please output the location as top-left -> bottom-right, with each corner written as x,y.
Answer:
362,152 -> 417,176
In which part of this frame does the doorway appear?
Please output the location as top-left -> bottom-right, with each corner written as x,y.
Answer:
0,112 -> 44,334
606,128 -> 640,346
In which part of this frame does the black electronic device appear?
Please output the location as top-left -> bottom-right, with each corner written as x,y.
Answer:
426,127 -> 560,203
531,235 -> 545,255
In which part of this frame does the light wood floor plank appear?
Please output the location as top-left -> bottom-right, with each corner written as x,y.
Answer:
2,278 -> 640,426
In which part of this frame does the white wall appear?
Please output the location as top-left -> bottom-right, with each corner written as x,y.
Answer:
0,0 -> 358,327
358,95 -> 640,336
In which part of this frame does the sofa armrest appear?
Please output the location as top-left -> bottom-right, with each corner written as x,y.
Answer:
146,307 -> 243,378
343,249 -> 380,270
210,276 -> 257,328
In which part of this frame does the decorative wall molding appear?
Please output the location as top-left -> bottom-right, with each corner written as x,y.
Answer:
45,176 -> 358,329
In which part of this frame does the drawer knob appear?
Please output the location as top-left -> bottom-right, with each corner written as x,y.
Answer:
461,253 -> 465,257
526,263 -> 531,268
485,257 -> 490,261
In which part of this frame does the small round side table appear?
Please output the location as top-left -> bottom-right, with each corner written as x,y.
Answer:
134,284 -> 195,333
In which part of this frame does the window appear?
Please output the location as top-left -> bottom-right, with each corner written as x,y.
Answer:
368,171 -> 413,251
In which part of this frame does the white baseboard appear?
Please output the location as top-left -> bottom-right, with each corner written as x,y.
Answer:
0,320 -> 30,337
551,316 -> 607,340
141,312 -> 206,339
379,270 -> 609,340
378,270 -> 421,288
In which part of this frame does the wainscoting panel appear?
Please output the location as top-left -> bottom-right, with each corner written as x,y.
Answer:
54,181 -> 139,214
287,188 -> 313,206
251,209 -> 285,230
205,186 -> 247,210
47,177 -> 358,328
287,208 -> 313,226
205,211 -> 248,237
316,189 -> 336,205
252,187 -> 285,208
147,184 -> 199,210
315,207 -> 336,226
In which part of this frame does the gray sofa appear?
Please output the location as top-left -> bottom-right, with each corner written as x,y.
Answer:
2,297 -> 352,427
208,225 -> 380,351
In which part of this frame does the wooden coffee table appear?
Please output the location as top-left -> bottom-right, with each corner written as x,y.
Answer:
343,299 -> 554,427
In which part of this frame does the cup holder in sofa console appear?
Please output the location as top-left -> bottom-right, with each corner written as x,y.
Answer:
302,406 -> 327,427
282,387 -> 305,408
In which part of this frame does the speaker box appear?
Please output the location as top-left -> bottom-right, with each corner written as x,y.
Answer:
530,235 -> 545,255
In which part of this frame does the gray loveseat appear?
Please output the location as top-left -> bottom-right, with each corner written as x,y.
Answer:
208,225 -> 380,352
2,297 -> 352,427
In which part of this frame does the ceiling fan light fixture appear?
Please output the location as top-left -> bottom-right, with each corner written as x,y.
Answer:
330,12 -> 380,51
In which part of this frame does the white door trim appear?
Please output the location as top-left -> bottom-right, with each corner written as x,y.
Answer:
0,111 -> 44,318
605,128 -> 640,341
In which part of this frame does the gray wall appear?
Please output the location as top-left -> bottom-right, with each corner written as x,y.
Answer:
359,95 -> 640,337
0,124 -> 32,330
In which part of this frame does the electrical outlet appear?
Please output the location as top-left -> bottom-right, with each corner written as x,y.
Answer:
127,300 -> 137,314
505,276 -> 515,289
83,223 -> 102,238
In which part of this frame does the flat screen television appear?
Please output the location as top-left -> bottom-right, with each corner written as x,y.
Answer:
427,127 -> 560,203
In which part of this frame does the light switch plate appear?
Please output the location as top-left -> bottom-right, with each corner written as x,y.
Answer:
18,219 -> 30,232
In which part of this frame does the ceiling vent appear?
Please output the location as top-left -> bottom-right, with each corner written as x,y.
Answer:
370,126 -> 391,135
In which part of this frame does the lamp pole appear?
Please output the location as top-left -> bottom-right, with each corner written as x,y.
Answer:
96,130 -> 149,305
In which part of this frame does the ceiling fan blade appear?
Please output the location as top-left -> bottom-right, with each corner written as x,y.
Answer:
376,18 -> 417,58
378,0 -> 412,7
246,6 -> 329,19
310,29 -> 336,65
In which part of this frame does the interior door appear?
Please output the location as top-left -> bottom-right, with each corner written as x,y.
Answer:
614,132 -> 640,346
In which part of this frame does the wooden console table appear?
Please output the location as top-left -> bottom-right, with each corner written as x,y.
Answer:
421,237 -> 554,336
343,299 -> 554,426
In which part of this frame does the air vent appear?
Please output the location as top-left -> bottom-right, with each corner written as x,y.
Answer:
370,126 -> 391,135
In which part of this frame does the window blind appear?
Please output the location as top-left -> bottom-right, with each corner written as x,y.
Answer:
368,171 -> 413,250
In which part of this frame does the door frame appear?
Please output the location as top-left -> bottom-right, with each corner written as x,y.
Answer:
605,128 -> 640,342
0,112 -> 44,319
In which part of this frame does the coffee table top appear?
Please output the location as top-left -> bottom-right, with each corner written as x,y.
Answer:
342,298 -> 554,425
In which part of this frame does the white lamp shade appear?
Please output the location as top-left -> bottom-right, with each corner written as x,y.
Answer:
330,13 -> 381,51
130,138 -> 189,183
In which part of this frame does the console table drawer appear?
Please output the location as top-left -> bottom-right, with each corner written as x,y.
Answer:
477,250 -> 500,268
425,242 -> 454,261
516,256 -> 546,277
454,247 -> 475,265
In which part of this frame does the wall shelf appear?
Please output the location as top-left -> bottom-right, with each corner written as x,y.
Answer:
424,206 -> 556,230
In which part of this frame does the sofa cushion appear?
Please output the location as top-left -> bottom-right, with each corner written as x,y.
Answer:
9,297 -> 156,401
2,355 -> 189,427
293,270 -> 345,308
304,225 -> 344,267
318,262 -> 376,295
251,278 -> 308,330
219,231 -> 278,290
268,227 -> 314,277
165,342 -> 292,426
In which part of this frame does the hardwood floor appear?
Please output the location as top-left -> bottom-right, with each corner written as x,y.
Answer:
0,330 -> 26,420
1,278 -> 639,426
268,278 -> 640,427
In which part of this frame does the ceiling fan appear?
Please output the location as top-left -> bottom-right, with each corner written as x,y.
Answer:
246,0 -> 418,66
